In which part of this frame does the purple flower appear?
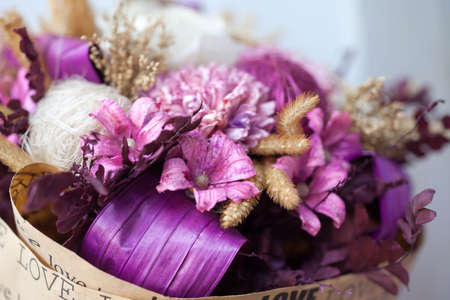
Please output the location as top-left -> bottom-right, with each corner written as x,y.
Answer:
236,48 -> 328,112
0,67 -> 36,113
275,157 -> 348,236
157,131 -> 259,212
85,97 -> 169,176
148,64 -> 275,149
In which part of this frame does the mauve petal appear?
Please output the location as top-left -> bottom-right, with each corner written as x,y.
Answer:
306,107 -> 324,134
329,132 -> 362,161
208,132 -> 256,184
309,160 -> 348,194
220,181 -> 260,203
193,187 -> 227,212
323,111 -> 352,147
90,99 -> 132,139
273,156 -> 303,182
315,193 -> 346,229
10,67 -> 36,113
180,132 -> 210,176
90,133 -> 121,157
412,189 -> 435,215
298,204 -> 321,236
129,97 -> 158,133
134,112 -> 169,150
373,155 -> 411,240
157,158 -> 193,193
306,135 -> 326,168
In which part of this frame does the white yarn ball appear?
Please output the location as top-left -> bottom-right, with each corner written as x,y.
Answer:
24,78 -> 132,170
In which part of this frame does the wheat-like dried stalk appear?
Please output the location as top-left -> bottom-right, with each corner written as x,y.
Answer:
43,0 -> 97,38
220,160 -> 264,229
250,134 -> 310,156
263,158 -> 300,210
277,93 -> 319,135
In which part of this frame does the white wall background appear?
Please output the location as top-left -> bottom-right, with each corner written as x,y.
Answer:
1,1 -> 449,299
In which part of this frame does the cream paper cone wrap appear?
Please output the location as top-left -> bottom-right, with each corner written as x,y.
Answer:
0,163 -> 399,300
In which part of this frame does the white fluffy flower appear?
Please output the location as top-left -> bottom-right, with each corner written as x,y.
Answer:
124,0 -> 245,69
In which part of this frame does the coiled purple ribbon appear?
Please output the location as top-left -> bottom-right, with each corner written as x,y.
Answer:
81,170 -> 246,297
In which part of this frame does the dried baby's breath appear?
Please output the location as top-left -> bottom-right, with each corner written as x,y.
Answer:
86,2 -> 172,99
346,77 -> 419,159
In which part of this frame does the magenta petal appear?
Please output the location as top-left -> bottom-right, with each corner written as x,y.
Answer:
157,158 -> 193,193
207,131 -> 256,184
90,99 -> 132,139
134,112 -> 169,150
297,204 -> 321,236
307,108 -> 324,134
308,160 -> 348,194
221,181 -> 260,203
323,111 -> 353,147
193,187 -> 227,212
88,133 -> 121,157
92,156 -> 123,178
81,171 -> 246,297
315,193 -> 346,229
329,132 -> 362,161
273,156 -> 303,181
373,155 -> 411,240
128,97 -> 158,130
38,35 -> 101,83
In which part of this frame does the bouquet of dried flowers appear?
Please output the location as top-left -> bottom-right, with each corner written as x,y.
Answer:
0,0 -> 448,298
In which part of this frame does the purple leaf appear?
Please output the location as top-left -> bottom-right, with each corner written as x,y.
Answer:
412,189 -> 435,215
386,263 -> 409,286
366,271 -> 398,295
415,208 -> 436,225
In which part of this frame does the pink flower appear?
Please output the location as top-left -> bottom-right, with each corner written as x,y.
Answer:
157,131 -> 259,212
85,98 -> 169,176
1,67 -> 36,113
275,158 -> 348,236
148,64 -> 275,149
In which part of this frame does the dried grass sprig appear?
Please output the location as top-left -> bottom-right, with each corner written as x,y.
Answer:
263,158 -> 300,210
277,93 -> 319,135
220,160 -> 264,229
250,134 -> 310,156
86,2 -> 172,99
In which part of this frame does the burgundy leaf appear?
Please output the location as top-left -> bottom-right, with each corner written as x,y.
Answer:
386,263 -> 409,286
415,208 -> 437,225
366,271 -> 398,295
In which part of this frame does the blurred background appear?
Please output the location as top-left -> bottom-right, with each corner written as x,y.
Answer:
1,0 -> 449,299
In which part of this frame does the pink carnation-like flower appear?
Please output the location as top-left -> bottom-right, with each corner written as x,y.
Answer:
157,131 -> 259,212
148,64 -> 275,149
85,98 -> 169,176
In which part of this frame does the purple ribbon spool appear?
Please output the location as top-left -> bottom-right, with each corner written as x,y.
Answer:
38,35 -> 101,83
80,171 -> 246,297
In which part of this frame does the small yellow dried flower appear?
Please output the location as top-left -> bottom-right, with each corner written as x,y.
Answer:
345,77 -> 419,159
250,134 -> 310,156
86,2 -> 172,99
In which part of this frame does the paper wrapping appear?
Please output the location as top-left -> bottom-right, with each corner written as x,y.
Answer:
0,163 -> 400,300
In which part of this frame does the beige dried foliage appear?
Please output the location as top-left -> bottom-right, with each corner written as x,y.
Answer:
0,9 -> 28,67
43,0 -> 97,38
263,158 -> 300,210
86,2 -> 172,99
277,93 -> 320,135
220,161 -> 265,229
250,134 -> 310,156
346,77 -> 419,159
